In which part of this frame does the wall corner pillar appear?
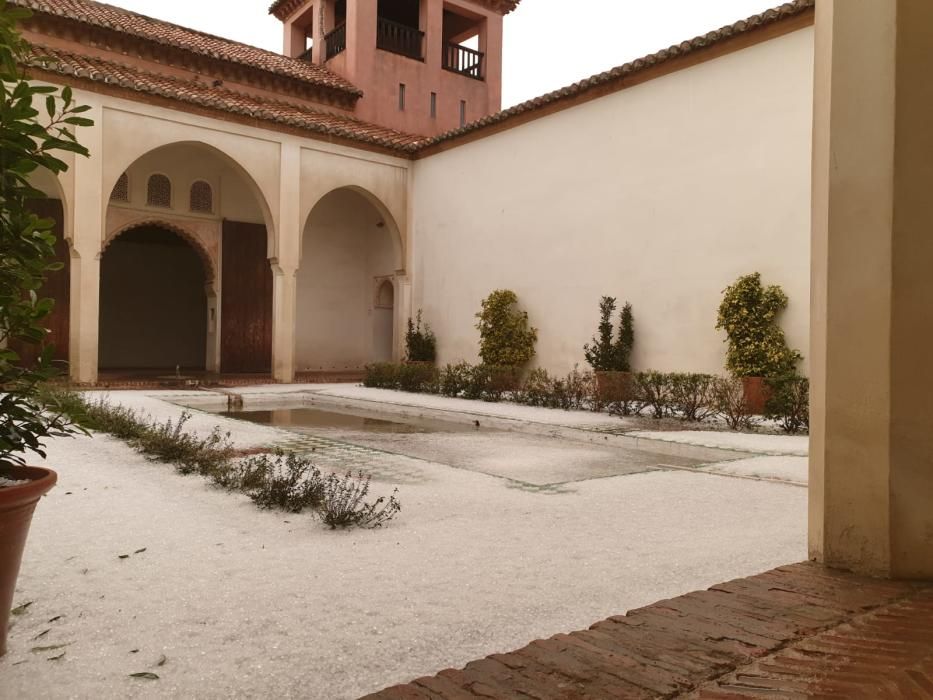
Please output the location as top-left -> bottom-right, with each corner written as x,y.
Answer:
810,0 -> 933,579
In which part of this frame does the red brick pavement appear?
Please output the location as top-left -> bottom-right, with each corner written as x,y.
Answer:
363,562 -> 931,699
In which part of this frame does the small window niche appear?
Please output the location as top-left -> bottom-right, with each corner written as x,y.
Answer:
146,174 -> 172,208
110,172 -> 130,203
189,180 -> 214,214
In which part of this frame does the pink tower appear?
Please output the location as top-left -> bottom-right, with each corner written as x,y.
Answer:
270,0 -> 520,136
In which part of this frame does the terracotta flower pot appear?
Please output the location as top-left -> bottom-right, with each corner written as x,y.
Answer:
742,377 -> 772,415
595,371 -> 633,404
0,466 -> 57,656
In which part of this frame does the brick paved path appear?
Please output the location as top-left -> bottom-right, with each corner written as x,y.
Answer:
363,562 -> 931,699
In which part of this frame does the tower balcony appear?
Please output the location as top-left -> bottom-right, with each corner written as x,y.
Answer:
325,23 -> 347,60
376,16 -> 425,61
443,43 -> 485,80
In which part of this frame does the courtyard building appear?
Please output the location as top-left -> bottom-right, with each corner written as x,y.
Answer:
17,0 -> 811,387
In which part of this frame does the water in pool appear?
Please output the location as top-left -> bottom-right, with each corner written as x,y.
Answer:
221,405 -> 482,435
215,402 -> 707,487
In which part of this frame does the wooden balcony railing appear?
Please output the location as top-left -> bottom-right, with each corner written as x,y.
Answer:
443,43 -> 484,80
376,17 -> 424,60
325,23 -> 347,60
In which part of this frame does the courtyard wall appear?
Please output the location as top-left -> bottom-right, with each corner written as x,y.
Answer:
411,27 -> 814,376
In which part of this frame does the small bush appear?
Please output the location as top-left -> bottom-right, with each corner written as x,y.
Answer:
595,371 -> 635,415
633,371 -> 672,419
242,452 -> 325,513
475,290 -> 538,368
136,412 -> 234,477
471,365 -> 522,402
397,362 -> 439,393
513,368 -> 552,407
318,471 -> 401,529
41,389 -> 403,530
82,396 -> 148,441
405,310 -> 437,363
511,367 -> 594,411
669,373 -> 717,422
363,362 -> 400,389
765,375 -> 810,434
439,362 -> 472,397
560,366 -> 596,411
716,272 -> 802,378
712,376 -> 758,431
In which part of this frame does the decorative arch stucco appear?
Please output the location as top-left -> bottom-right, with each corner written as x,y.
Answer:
102,214 -> 218,284
101,122 -> 279,251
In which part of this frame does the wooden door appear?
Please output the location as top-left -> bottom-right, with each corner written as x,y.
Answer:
11,199 -> 69,367
220,220 -> 272,373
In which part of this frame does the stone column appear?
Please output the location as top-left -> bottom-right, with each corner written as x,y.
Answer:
271,142 -> 301,383
393,273 -> 412,362
68,98 -> 104,385
810,0 -> 933,578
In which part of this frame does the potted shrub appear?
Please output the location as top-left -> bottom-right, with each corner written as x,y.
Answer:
0,7 -> 90,655
716,273 -> 802,414
584,297 -> 634,406
475,289 -> 537,368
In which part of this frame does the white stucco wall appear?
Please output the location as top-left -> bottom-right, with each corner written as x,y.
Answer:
295,189 -> 397,370
411,27 -> 814,376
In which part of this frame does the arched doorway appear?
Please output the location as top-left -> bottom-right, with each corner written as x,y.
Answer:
104,142 -> 276,375
374,278 -> 395,362
296,188 -> 401,370
99,225 -> 209,370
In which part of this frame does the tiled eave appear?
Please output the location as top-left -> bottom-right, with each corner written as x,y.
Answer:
413,0 -> 816,157
25,46 -> 425,157
13,0 -> 363,105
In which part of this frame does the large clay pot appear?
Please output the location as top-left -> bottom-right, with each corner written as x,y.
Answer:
742,377 -> 772,415
595,371 -> 634,405
0,466 -> 57,656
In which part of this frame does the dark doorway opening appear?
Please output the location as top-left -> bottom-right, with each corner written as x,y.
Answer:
99,225 -> 208,370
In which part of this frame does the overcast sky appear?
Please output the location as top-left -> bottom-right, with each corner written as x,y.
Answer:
106,0 -> 782,106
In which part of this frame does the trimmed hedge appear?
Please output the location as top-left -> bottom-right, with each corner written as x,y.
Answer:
362,363 -> 809,433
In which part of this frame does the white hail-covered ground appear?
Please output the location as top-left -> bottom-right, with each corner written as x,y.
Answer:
1,387 -> 808,700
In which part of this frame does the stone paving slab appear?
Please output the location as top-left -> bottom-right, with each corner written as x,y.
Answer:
362,563 -> 931,700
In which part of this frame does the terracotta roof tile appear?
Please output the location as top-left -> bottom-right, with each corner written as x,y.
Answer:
416,0 -> 815,152
13,0 -> 362,97
26,45 -> 423,152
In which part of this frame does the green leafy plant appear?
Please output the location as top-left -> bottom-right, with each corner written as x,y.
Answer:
765,375 -> 810,434
475,290 -> 537,368
0,7 -> 92,471
363,362 -> 400,389
242,452 -> 325,513
584,297 -> 617,372
615,302 -> 634,372
139,412 -> 234,478
633,371 -> 672,419
397,362 -> 438,393
669,373 -> 717,422
584,298 -> 634,373
42,389 -> 403,529
405,310 -> 437,363
716,273 -> 802,378
439,362 -> 472,397
318,471 -> 401,529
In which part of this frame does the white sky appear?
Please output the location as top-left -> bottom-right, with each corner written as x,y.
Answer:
104,0 -> 783,107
